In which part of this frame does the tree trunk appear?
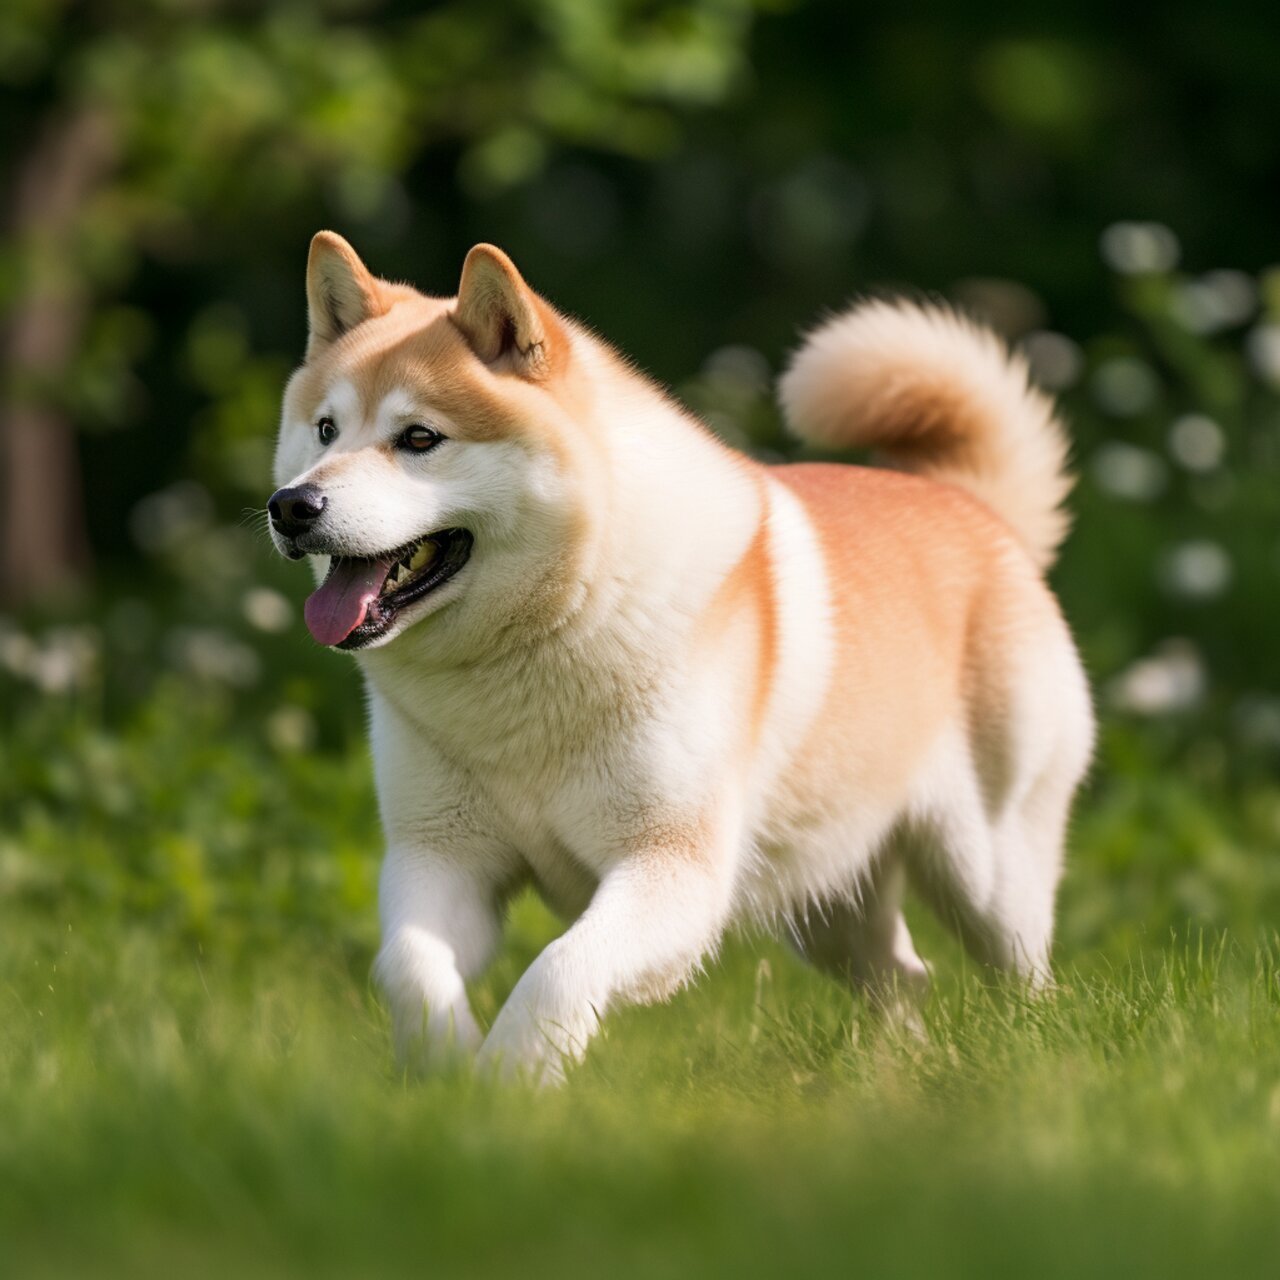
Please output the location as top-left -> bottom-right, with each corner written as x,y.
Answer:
1,108 -> 115,607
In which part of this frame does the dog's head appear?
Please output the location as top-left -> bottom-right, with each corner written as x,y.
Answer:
271,233 -> 605,655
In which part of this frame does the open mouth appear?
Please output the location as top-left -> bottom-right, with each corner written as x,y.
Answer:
303,529 -> 473,649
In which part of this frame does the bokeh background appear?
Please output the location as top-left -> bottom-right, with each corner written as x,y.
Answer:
4,0 -> 1280,959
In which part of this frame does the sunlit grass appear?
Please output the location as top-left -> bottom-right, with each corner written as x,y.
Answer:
3,899 -> 1279,1279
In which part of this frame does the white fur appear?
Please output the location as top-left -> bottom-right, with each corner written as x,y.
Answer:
272,289 -> 1094,1084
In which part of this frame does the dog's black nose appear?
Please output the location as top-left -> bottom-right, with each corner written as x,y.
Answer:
268,484 -> 327,537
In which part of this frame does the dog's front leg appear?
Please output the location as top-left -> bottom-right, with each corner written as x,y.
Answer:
368,695 -> 515,1071
477,837 -> 736,1084
374,848 -> 503,1072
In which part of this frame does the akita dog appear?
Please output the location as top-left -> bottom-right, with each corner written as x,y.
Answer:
269,232 -> 1094,1080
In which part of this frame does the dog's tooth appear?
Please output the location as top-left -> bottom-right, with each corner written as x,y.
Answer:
409,542 -> 438,572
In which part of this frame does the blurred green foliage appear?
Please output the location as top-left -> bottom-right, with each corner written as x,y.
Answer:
1,0 -> 1279,949
3,0 -> 1279,724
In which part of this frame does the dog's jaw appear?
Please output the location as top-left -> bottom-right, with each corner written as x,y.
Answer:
303,529 -> 474,650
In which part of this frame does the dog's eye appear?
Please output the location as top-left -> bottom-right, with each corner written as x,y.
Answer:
316,416 -> 338,446
398,425 -> 444,453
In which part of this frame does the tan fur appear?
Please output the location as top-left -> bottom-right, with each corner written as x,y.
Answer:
778,299 -> 1073,569
694,484 -> 777,748
773,465 -> 987,808
271,234 -> 1095,1081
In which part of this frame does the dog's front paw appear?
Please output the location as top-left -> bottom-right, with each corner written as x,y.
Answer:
374,932 -> 483,1074
476,945 -> 600,1086
388,1000 -> 483,1076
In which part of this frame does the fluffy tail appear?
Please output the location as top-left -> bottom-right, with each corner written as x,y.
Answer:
778,298 -> 1073,570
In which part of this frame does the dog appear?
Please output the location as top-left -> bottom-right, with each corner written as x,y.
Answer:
269,232 -> 1094,1081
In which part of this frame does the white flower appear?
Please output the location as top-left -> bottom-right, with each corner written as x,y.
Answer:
1167,415 -> 1225,473
242,588 -> 293,634
1160,540 -> 1232,600
1092,442 -> 1167,501
0,623 -> 98,694
1108,639 -> 1205,715
1022,330 -> 1084,391
1169,270 -> 1256,334
1100,222 -> 1180,275
167,627 -> 261,686
1246,323 -> 1280,388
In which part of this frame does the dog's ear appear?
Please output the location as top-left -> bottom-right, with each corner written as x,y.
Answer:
453,245 -> 561,378
306,231 -> 385,354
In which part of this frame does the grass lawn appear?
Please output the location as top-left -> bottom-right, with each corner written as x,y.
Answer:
3,689 -> 1280,1278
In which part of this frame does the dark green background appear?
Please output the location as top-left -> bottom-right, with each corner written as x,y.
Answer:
3,0 -> 1280,946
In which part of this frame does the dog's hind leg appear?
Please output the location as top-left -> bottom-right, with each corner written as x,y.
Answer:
903,625 -> 1092,984
905,749 -> 1081,985
792,854 -> 930,1014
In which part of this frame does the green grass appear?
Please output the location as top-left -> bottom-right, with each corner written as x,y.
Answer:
3,685 -> 1280,1277
4,912 -> 1279,1279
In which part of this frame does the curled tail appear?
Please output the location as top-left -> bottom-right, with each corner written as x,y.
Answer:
778,298 -> 1073,570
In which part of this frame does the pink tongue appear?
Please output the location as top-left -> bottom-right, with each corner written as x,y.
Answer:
304,556 -> 396,646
